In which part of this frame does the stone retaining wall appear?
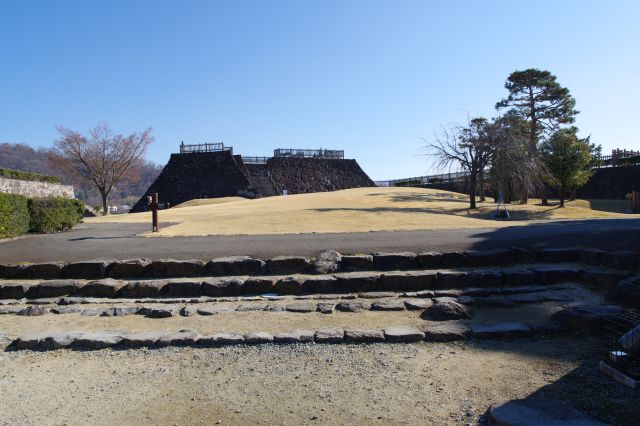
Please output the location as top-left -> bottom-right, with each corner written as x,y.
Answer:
0,176 -> 74,198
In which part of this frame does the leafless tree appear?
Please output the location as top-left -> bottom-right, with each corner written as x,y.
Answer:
425,118 -> 499,209
54,124 -> 153,215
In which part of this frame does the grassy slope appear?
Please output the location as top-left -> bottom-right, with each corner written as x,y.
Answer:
88,187 -> 637,237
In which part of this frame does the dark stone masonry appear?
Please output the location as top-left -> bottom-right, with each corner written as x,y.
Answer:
131,148 -> 374,212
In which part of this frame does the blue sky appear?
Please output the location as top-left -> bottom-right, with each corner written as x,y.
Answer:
1,1 -> 638,180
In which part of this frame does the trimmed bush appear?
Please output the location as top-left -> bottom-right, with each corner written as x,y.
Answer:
0,168 -> 61,184
0,193 -> 30,238
28,197 -> 84,233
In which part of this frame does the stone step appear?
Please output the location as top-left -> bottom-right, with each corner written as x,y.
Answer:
0,265 -> 599,300
5,320 -> 562,351
0,247 -> 636,280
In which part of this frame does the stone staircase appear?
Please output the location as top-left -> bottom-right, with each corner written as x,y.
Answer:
0,248 -> 638,351
245,164 -> 280,197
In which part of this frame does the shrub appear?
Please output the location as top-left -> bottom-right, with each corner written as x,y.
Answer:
28,197 -> 84,233
0,193 -> 30,238
0,167 -> 61,184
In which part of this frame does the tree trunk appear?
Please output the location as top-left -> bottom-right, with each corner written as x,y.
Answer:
541,187 -> 548,206
479,171 -> 485,202
520,173 -> 529,204
469,174 -> 477,209
101,191 -> 109,216
559,184 -> 565,207
570,188 -> 577,201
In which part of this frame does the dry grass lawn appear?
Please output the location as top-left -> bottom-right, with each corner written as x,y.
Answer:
90,187 -> 637,237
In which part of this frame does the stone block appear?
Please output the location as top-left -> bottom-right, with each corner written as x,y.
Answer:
274,276 -> 305,295
0,282 -> 28,299
17,305 -> 49,316
11,332 -> 49,350
117,280 -> 166,298
533,267 -> 579,284
161,280 -> 203,297
63,260 -> 109,279
26,280 -> 81,299
106,259 -> 151,278
121,331 -> 170,348
73,331 -> 128,349
607,276 -> 640,308
100,306 -> 139,317
273,330 -> 315,343
266,256 -> 310,275
538,248 -> 582,263
511,247 -> 539,264
372,252 -> 418,270
202,277 -> 245,297
468,270 -> 503,287
285,302 -> 317,313
317,302 -> 335,314
244,332 -> 274,344
384,326 -> 425,342
439,251 -> 467,268
41,331 -> 86,350
340,255 -> 374,271
333,272 -> 380,292
416,252 -> 442,268
600,251 -> 639,271
423,323 -> 471,341
579,268 -> 629,288
301,276 -> 338,293
0,264 -> 25,279
379,271 -> 438,291
243,277 -> 276,294
344,329 -> 385,343
21,262 -> 64,279
156,330 -> 201,347
436,272 -> 468,289
78,278 -> 125,298
502,269 -> 537,286
314,328 -> 345,344
580,248 -> 607,266
144,306 -> 178,318
464,249 -> 517,267
471,322 -> 532,339
404,299 -> 433,310
206,256 -> 266,276
147,259 -> 205,277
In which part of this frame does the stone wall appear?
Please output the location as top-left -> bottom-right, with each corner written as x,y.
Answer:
266,157 -> 375,194
0,176 -> 74,198
131,151 -> 256,212
577,165 -> 640,199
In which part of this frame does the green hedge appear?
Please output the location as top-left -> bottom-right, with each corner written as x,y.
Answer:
0,168 -> 61,184
0,193 -> 30,238
28,197 -> 84,233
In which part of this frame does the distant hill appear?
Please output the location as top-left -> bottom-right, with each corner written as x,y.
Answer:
0,142 -> 162,207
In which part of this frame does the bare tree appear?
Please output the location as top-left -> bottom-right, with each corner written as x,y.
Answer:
426,118 -> 499,209
54,124 -> 153,215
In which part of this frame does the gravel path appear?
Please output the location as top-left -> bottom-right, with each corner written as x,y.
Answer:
0,337 -> 636,425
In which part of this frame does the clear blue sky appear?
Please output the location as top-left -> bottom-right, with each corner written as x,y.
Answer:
1,1 -> 638,180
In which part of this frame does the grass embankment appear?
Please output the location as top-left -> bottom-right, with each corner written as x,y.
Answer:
87,187 -> 637,237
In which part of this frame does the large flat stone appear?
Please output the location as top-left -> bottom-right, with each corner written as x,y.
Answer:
538,247 -> 582,263
301,276 -> 338,293
344,329 -> 385,343
314,328 -> 345,344
468,270 -> 503,287
267,256 -> 310,275
489,394 -> 606,426
371,300 -> 406,311
464,249 -> 518,267
607,276 -> 640,308
243,277 -> 276,294
0,282 -> 28,299
599,250 -> 638,270
73,330 -> 128,349
421,300 -> 471,321
384,326 -> 425,342
40,331 -> 86,350
156,330 -> 201,347
273,330 -> 315,343
274,276 -> 305,295
416,252 -> 442,268
336,300 -> 371,312
423,322 -> 471,341
502,269 -> 537,286
436,272 -> 468,289
285,302 -> 317,313
404,299 -> 433,310
439,251 -> 467,268
317,302 -> 335,314
206,256 -> 266,276
143,306 -> 178,318
17,305 -> 49,316
11,332 -> 50,350
550,304 -> 624,335
333,272 -> 380,292
100,306 -> 139,317
20,262 -> 64,279
121,331 -> 170,348
532,267 -> 579,284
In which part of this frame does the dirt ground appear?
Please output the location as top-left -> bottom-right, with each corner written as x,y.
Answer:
87,187 -> 637,237
0,337 -> 637,425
